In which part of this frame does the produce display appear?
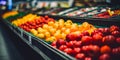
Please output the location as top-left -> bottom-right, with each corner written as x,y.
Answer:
58,6 -> 108,17
48,8 -> 67,15
12,14 -> 54,32
11,13 -> 96,42
93,9 -> 120,18
3,11 -> 120,60
79,8 -> 107,17
58,6 -> 120,19
67,7 -> 100,16
36,8 -> 66,15
51,25 -> 120,60
2,11 -> 18,19
61,7 -> 98,16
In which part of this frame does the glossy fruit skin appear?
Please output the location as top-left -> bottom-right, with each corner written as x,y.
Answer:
112,47 -> 120,55
112,48 -> 120,60
74,41 -> 82,48
102,35 -> 116,45
51,41 -> 56,46
116,37 -> 120,44
81,36 -> 93,45
59,45 -> 67,51
66,32 -> 82,42
56,39 -> 66,48
66,41 -> 75,48
111,31 -> 120,37
81,31 -> 90,36
103,28 -> 110,35
93,34 -> 103,40
92,33 -> 103,45
73,48 -> 81,55
82,45 -> 100,57
19,15 -> 55,32
75,53 -> 85,60
98,28 -> 105,33
91,29 -> 104,36
110,25 -> 120,32
66,33 -> 75,41
99,54 -> 110,60
64,48 -> 73,55
84,57 -> 92,60
100,45 -> 111,54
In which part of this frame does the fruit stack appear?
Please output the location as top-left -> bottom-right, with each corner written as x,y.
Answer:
4,12 -> 120,60
51,25 -> 120,60
37,8 -> 66,15
79,8 -> 107,17
58,6 -> 108,17
65,7 -> 98,16
12,14 -> 54,32
11,13 -> 96,42
2,11 -> 18,19
93,9 -> 120,18
30,21 -> 96,42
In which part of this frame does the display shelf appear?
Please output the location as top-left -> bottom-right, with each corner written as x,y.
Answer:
37,14 -> 120,26
2,17 -> 75,60
2,13 -> 120,60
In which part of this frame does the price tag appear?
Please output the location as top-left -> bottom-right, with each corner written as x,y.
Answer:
20,29 -> 23,37
29,35 -> 32,44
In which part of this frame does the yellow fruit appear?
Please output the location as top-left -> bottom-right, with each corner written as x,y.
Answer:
70,23 -> 79,32
49,28 -> 56,35
72,23 -> 78,27
61,27 -> 66,32
48,21 -> 54,26
37,27 -> 47,33
73,31 -> 81,34
82,22 -> 90,28
53,22 -> 59,29
43,24 -> 49,29
66,20 -> 73,24
37,33 -> 45,39
2,11 -> 18,19
45,32 -> 51,38
51,36 -> 56,41
58,19 -> 64,23
64,22 -> 71,28
30,29 -> 38,35
54,32 -> 61,40
56,30 -> 61,34
61,33 -> 66,40
58,22 -> 64,29
11,14 -> 40,26
46,37 -> 56,42
58,19 -> 65,27
64,29 -> 70,34
48,26 -> 53,31
37,27 -> 43,33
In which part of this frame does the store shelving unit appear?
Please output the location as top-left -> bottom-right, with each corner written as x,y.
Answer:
2,12 -> 120,60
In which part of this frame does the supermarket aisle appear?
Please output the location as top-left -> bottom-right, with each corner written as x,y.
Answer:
0,21 -> 24,60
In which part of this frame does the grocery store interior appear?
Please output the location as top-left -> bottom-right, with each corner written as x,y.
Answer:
0,0 -> 120,60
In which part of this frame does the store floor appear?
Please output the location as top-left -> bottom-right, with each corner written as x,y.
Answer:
0,21 -> 24,60
0,20 -> 44,60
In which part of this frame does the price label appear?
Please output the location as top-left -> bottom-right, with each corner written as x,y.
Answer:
20,29 -> 23,37
29,35 -> 32,44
